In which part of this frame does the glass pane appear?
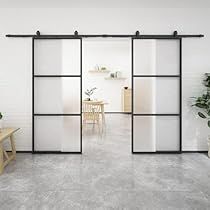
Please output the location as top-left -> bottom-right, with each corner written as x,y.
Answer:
134,77 -> 156,114
133,116 -> 179,152
134,77 -> 179,114
133,116 -> 156,152
156,77 -> 179,114
156,40 -> 179,75
134,39 -> 156,75
34,116 -> 80,152
156,116 -> 180,151
133,39 -> 179,75
34,39 -> 80,75
34,77 -> 80,114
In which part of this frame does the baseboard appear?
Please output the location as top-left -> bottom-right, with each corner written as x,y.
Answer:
10,150 -> 208,154
9,151 -> 81,154
105,112 -> 131,114
133,151 -> 208,154
6,151 -> 32,153
17,151 -> 32,153
132,151 -> 181,154
182,151 -> 208,153
32,151 -> 82,154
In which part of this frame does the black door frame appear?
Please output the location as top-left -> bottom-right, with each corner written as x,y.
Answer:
131,37 -> 182,154
32,37 -> 83,154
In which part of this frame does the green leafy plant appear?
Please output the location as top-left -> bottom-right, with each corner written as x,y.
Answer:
85,87 -> 97,100
0,112 -> 2,120
192,73 -> 210,127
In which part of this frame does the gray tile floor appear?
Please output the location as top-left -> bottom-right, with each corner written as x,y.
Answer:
1,114 -> 210,209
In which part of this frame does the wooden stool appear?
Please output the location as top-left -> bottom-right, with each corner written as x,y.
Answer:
0,128 -> 19,174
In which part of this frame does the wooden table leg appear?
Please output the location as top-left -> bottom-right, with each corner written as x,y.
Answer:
10,134 -> 16,160
101,104 -> 105,124
0,143 -> 4,174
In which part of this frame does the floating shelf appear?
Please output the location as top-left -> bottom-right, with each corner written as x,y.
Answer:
104,77 -> 127,80
89,70 -> 110,73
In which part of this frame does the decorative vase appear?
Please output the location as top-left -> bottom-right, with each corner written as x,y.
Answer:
115,71 -> 121,78
110,73 -> 115,78
208,136 -> 210,158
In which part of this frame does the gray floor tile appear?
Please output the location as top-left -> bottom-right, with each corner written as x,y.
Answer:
0,114 -> 210,209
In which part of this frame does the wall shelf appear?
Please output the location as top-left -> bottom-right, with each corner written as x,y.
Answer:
104,77 -> 127,80
89,70 -> 110,73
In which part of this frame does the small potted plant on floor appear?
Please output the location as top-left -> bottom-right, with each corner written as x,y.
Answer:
192,73 -> 210,157
84,87 -> 97,101
0,112 -> 3,132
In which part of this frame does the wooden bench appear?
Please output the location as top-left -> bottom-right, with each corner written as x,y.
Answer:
0,128 -> 19,174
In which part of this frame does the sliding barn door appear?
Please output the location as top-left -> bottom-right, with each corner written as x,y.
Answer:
132,38 -> 181,153
33,38 -> 82,153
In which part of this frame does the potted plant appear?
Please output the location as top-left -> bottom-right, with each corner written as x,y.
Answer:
84,87 -> 97,101
192,73 -> 210,157
0,112 -> 3,131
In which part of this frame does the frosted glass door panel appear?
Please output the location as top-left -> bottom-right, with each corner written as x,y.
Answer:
156,116 -> 179,151
133,116 -> 179,152
133,39 -> 179,75
34,39 -> 80,75
133,40 -> 156,75
156,40 -> 179,75
133,77 -> 155,114
133,116 -> 156,152
35,116 -> 80,152
156,78 -> 179,114
134,77 -> 179,114
34,77 -> 80,114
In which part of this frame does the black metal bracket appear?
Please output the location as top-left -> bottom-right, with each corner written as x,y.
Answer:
36,31 -> 40,36
74,30 -> 79,36
135,31 -> 140,36
173,31 -> 178,37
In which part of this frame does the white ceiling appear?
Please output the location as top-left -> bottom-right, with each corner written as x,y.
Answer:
0,0 -> 210,8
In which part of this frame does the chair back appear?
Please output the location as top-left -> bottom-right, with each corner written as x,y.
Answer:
83,102 -> 102,123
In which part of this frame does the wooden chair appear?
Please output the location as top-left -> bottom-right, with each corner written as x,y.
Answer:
82,101 -> 102,125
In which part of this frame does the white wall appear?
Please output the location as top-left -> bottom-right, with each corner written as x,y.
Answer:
0,8 -> 209,151
83,39 -> 131,112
